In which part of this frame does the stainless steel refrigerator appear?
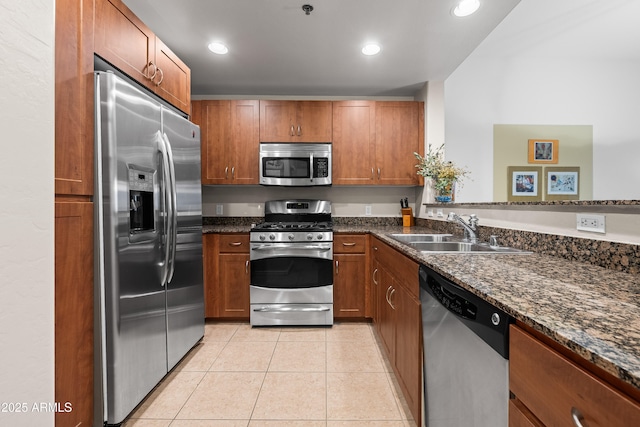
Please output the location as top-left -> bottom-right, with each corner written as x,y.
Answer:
94,70 -> 204,426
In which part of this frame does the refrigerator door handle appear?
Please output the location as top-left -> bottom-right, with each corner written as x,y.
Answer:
157,131 -> 171,286
162,132 -> 178,283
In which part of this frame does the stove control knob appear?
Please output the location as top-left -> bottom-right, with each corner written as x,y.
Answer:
317,234 -> 324,240
269,233 -> 276,241
288,233 -> 295,241
259,234 -> 266,241
306,233 -> 313,241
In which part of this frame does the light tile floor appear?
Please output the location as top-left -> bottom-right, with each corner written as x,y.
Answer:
124,322 -> 417,427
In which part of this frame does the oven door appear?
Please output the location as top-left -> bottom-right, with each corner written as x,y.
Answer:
250,242 -> 334,325
250,242 -> 333,288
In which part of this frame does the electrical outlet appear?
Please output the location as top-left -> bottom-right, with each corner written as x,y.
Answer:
436,209 -> 444,218
427,209 -> 434,217
576,213 -> 605,233
365,205 -> 372,216
216,204 -> 223,215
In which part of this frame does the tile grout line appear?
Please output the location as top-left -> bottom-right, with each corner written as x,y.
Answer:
247,327 -> 281,423
171,323 -> 239,424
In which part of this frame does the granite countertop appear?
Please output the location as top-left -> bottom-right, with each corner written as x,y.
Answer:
204,223 -> 640,392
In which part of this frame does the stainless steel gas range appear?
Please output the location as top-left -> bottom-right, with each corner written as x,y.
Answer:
249,200 -> 333,326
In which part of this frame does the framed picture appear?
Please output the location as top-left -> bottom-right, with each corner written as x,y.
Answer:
528,139 -> 559,164
545,167 -> 580,200
507,166 -> 542,202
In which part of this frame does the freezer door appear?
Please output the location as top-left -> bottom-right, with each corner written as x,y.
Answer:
161,106 -> 204,370
95,72 -> 168,425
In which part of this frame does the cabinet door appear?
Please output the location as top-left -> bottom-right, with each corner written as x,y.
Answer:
55,0 -> 94,196
377,266 -> 396,362
230,100 -> 260,184
394,285 -> 422,424
333,254 -> 366,318
202,233 -> 218,318
332,101 -> 376,184
95,0 -> 155,89
55,202 -> 93,427
154,37 -> 191,114
260,100 -> 332,142
217,253 -> 251,318
296,101 -> 332,142
375,102 -> 422,185
195,100 -> 231,184
260,100 -> 296,142
370,257 -> 381,325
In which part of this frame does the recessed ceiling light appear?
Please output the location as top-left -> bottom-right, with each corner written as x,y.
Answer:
208,42 -> 229,55
362,43 -> 381,56
453,0 -> 480,17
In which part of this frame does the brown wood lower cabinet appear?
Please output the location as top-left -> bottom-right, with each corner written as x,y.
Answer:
333,234 -> 367,319
204,233 -> 251,319
509,325 -> 640,427
370,236 -> 422,426
55,201 -> 93,427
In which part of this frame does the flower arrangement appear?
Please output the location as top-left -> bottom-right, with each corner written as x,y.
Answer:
414,144 -> 470,199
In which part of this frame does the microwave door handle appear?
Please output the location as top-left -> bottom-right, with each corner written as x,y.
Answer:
310,152 -> 314,183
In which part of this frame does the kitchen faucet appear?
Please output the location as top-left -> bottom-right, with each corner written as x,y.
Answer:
447,212 -> 479,243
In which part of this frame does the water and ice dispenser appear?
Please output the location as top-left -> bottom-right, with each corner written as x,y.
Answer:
129,168 -> 154,233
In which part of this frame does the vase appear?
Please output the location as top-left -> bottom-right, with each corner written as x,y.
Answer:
435,182 -> 455,203
435,195 -> 452,203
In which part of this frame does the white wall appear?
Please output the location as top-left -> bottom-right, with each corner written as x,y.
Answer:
0,1 -> 55,426
443,0 -> 640,202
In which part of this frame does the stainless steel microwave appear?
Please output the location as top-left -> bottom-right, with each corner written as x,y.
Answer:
259,143 -> 331,186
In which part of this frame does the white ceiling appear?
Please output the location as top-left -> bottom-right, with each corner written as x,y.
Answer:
122,0 -> 521,97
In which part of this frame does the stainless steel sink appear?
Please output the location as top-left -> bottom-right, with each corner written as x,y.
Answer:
389,234 -> 530,254
390,233 -> 453,243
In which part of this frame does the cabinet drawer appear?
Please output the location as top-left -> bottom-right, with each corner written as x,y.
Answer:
218,234 -> 250,253
334,234 -> 366,253
510,326 -> 640,427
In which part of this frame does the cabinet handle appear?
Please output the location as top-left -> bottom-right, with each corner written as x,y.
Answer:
290,125 -> 295,136
371,168 -> 374,179
373,246 -> 378,251
335,260 -> 339,274
146,61 -> 157,81
229,242 -> 243,246
245,260 -> 249,274
377,168 -> 381,180
372,268 -> 378,285
225,166 -> 229,179
385,286 -> 392,304
297,124 -> 301,136
231,166 -> 235,179
571,407 -> 588,427
389,288 -> 396,310
155,67 -> 164,86
342,242 -> 356,247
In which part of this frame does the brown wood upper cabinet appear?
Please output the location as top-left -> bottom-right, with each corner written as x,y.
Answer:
333,101 -> 423,185
259,100 -> 332,142
192,100 -> 260,185
94,0 -> 191,114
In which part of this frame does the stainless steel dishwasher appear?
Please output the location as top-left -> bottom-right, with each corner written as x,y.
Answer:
419,265 -> 513,427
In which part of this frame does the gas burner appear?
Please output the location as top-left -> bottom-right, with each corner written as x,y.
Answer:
254,221 -> 333,232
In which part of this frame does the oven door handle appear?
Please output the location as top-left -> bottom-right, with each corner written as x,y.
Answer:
251,245 -> 332,251
253,306 -> 331,313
